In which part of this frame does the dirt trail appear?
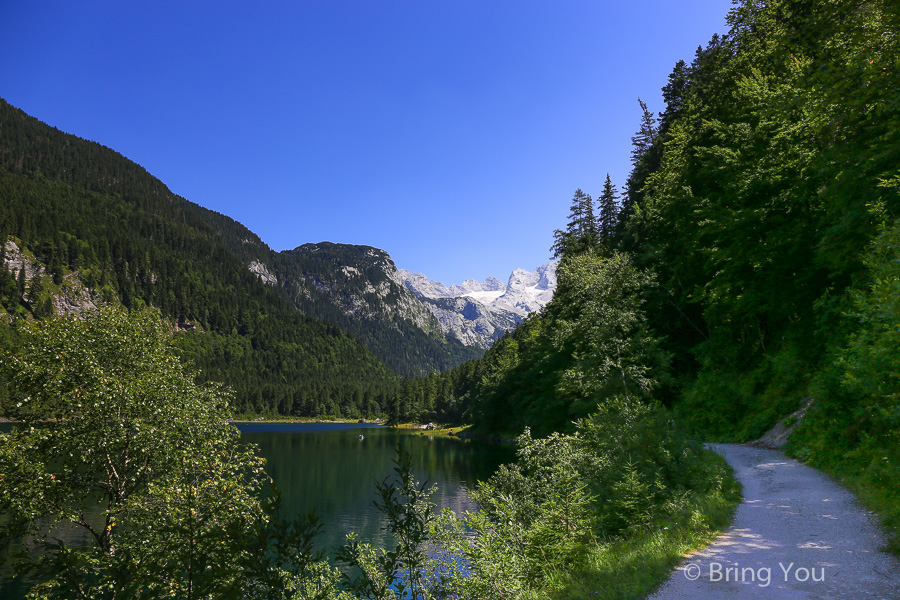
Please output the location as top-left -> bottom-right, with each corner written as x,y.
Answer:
648,444 -> 900,599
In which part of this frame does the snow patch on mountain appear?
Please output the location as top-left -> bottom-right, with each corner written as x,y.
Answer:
397,261 -> 558,317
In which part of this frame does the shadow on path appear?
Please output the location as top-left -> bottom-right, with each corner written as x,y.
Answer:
649,444 -> 900,600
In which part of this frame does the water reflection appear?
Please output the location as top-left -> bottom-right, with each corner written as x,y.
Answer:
0,422 -> 514,597
240,423 -> 514,552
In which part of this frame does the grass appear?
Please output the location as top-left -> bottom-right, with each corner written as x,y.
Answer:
523,450 -> 741,600
838,471 -> 900,555
392,422 -> 473,440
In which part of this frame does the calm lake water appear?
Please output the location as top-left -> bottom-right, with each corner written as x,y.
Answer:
240,423 -> 514,551
0,421 -> 514,597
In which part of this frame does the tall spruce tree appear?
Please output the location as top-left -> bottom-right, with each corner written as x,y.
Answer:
630,98 -> 658,167
598,174 -> 620,247
659,60 -> 691,133
618,97 -> 663,233
552,189 -> 598,259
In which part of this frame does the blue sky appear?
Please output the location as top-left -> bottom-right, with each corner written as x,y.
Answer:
1,1 -> 732,284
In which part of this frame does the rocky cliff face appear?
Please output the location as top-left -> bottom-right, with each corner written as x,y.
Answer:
396,261 -> 558,348
419,296 -> 521,349
246,242 -> 555,359
278,243 -> 440,334
246,242 -> 482,376
2,239 -> 103,320
491,262 -> 557,316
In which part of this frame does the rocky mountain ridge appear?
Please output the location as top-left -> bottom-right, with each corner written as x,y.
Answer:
398,262 -> 558,313
245,245 -> 556,353
395,261 -> 558,349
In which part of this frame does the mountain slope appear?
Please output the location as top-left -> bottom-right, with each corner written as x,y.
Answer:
270,242 -> 483,376
0,97 -> 395,417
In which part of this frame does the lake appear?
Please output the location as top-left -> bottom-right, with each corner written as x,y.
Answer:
241,423 -> 514,551
0,421 -> 514,597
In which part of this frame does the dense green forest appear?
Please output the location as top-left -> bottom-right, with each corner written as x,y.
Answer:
435,0 -> 899,429
0,98 -> 489,419
421,0 -> 900,539
0,98 -> 401,418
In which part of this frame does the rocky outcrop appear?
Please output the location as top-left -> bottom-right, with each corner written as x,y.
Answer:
491,262 -> 557,316
396,261 -> 558,346
281,243 -> 439,333
3,240 -> 103,317
248,260 -> 277,286
399,262 -> 557,313
272,243 -> 473,375
419,296 -> 520,349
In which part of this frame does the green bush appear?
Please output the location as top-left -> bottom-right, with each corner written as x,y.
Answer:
424,397 -> 738,598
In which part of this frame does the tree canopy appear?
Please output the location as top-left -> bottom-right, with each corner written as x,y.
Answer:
0,308 -> 346,599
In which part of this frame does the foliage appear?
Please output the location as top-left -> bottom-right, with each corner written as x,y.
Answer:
0,308 -> 343,599
336,446 -> 435,600
551,252 -> 669,412
457,251 -> 667,436
789,212 -> 900,550
425,398 -> 739,599
621,0 -> 900,421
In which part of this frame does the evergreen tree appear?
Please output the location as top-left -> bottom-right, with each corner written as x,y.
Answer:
619,98 -> 662,228
630,98 -> 658,167
598,174 -> 620,247
552,189 -> 597,259
659,59 -> 691,133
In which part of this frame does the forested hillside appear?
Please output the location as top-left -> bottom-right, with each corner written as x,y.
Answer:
273,242 -> 483,376
0,96 -> 506,417
0,98 -> 401,418
429,0 -> 899,538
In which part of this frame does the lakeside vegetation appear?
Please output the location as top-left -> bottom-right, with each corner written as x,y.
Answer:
1,308 -> 738,599
1,0 -> 899,597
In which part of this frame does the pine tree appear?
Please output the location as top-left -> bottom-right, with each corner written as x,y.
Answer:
630,98 -> 659,167
552,189 -> 597,259
598,174 -> 620,247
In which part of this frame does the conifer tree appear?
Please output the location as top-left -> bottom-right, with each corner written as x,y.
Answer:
619,98 -> 662,229
552,189 -> 597,259
598,174 -> 620,247
630,98 -> 658,167
660,60 -> 691,133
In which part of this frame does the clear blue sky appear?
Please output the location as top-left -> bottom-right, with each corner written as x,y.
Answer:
1,1 -> 731,284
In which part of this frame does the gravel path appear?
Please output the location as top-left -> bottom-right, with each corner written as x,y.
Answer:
648,444 -> 900,599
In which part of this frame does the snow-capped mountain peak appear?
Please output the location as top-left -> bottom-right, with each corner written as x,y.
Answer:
398,262 -> 558,318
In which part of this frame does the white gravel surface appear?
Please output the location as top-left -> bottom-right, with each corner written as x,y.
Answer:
648,444 -> 900,599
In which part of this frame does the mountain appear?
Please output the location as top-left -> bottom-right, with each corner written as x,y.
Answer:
0,97 -> 403,418
396,262 -> 558,349
0,96 -> 556,418
267,242 -> 483,376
